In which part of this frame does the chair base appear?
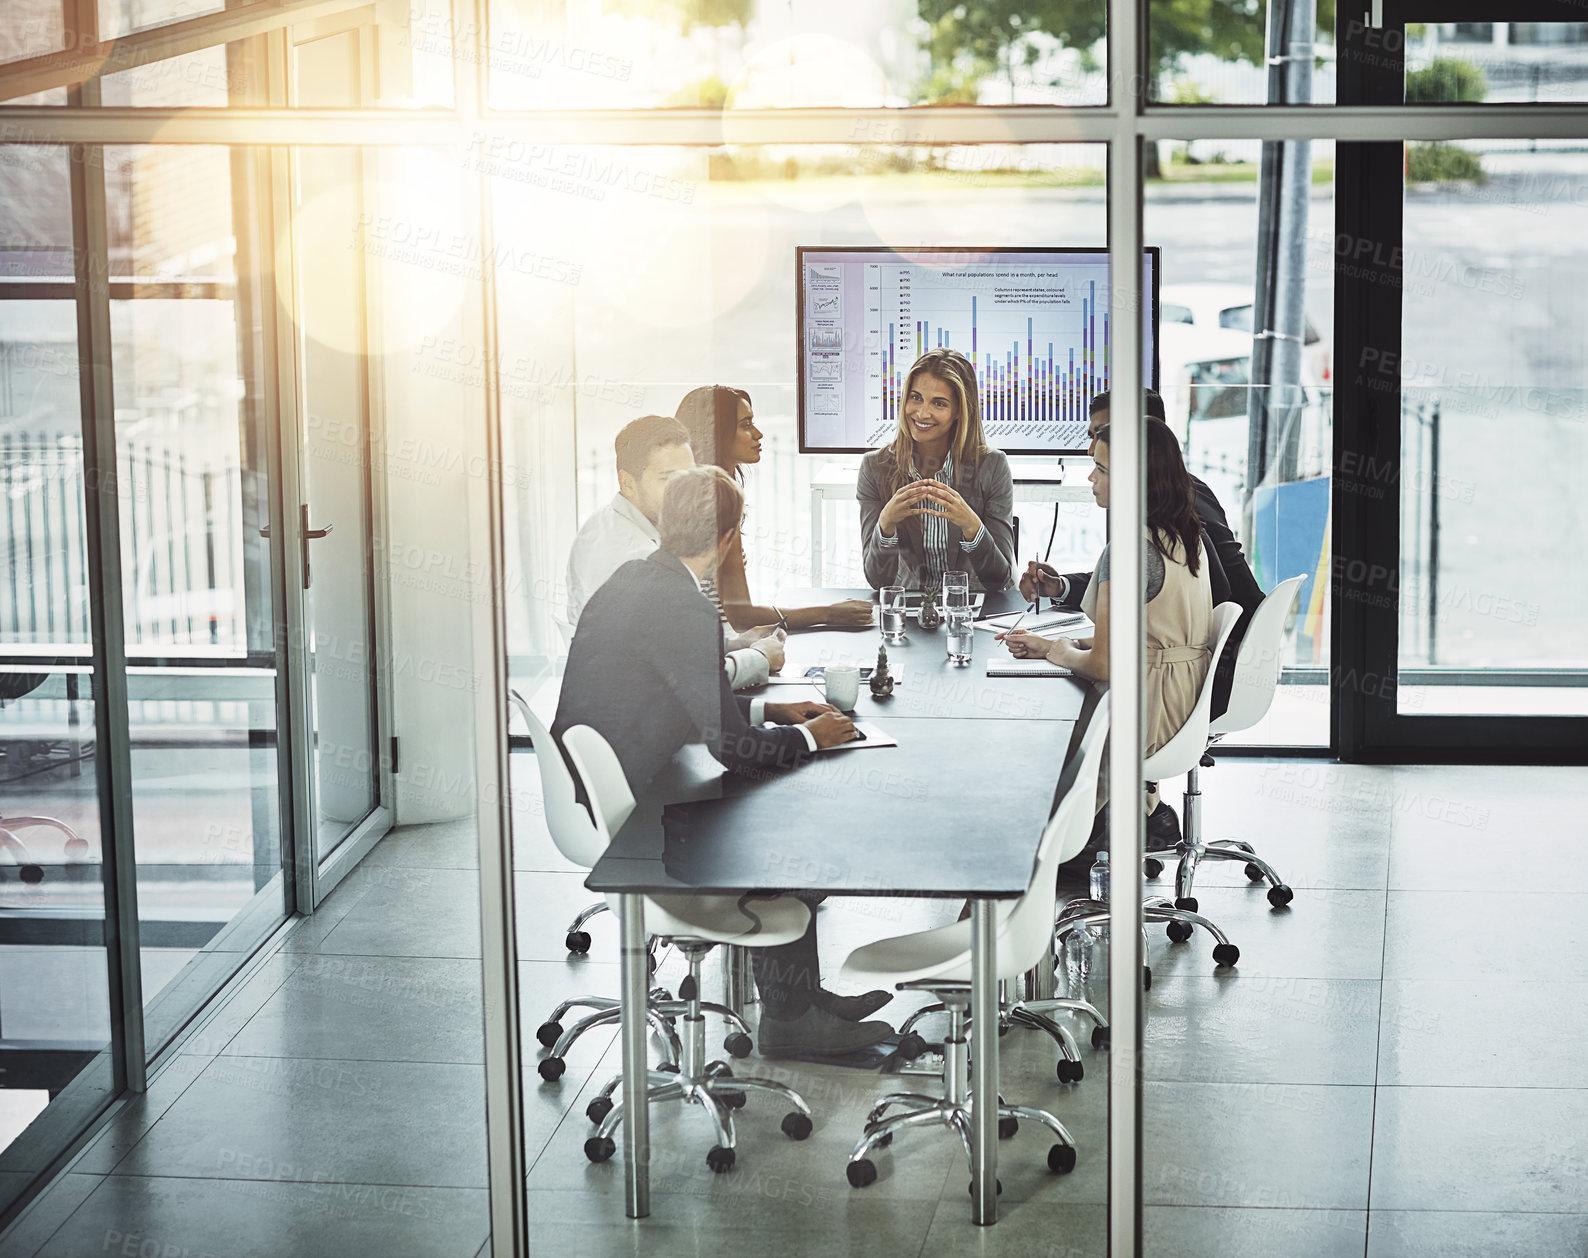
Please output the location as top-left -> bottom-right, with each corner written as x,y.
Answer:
1056,896 -> 1241,975
1142,764 -> 1293,910
581,942 -> 812,1172
847,999 -> 1077,1189
896,989 -> 1108,1082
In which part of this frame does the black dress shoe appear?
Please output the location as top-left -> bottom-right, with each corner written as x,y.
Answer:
757,1006 -> 895,1058
812,988 -> 893,1021
1147,801 -> 1181,849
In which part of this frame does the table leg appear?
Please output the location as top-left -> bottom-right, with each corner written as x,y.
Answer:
724,943 -> 755,1018
970,898 -> 998,1225
618,892 -> 650,1218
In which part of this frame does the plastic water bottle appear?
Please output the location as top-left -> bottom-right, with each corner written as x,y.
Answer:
1088,850 -> 1110,905
1063,926 -> 1091,990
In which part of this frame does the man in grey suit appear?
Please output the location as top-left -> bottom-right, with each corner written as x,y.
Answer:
553,466 -> 895,1056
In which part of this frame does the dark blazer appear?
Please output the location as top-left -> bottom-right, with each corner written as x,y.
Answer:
552,550 -> 813,797
857,446 -> 1016,593
1059,474 -> 1264,716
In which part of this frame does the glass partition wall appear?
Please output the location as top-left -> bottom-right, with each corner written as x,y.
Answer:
2,0 -> 1587,1255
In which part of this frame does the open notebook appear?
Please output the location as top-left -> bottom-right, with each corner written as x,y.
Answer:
975,609 -> 1091,635
986,658 -> 1072,677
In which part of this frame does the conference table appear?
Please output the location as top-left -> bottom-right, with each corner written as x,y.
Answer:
584,587 -> 1091,1225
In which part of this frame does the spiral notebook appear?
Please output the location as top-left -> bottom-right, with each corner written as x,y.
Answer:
986,658 -> 1072,677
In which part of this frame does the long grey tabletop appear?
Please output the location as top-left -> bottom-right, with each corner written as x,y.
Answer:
584,588 -> 1091,901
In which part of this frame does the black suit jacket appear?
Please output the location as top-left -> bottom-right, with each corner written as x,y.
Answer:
552,550 -> 813,797
1058,474 -> 1265,716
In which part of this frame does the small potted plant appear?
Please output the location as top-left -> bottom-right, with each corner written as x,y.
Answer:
869,644 -> 895,697
918,586 -> 942,631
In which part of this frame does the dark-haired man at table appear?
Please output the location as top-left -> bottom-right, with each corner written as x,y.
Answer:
554,465 -> 895,1057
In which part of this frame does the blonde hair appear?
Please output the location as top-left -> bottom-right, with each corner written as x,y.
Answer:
883,348 -> 990,496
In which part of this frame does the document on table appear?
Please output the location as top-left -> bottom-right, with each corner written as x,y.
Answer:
817,721 -> 898,751
986,658 -> 1072,677
975,609 -> 1091,635
763,665 -> 905,686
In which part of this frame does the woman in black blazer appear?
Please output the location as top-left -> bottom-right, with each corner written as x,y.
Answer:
857,348 -> 1016,592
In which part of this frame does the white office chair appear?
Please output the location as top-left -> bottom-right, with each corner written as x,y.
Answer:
1143,575 -> 1306,911
515,689 -> 681,1073
562,724 -> 817,1174
511,687 -> 612,955
1055,602 -> 1245,980
835,699 -> 1109,1190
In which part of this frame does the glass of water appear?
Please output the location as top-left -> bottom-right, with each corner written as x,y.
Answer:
879,585 -> 907,644
946,606 -> 974,665
943,569 -> 971,611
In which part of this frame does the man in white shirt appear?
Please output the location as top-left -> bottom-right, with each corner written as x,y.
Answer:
565,415 -> 783,688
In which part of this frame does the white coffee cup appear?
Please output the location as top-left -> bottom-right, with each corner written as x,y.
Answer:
824,664 -> 860,712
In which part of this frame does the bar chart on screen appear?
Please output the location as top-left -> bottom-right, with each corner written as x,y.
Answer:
797,247 -> 1158,454
877,268 -> 1107,448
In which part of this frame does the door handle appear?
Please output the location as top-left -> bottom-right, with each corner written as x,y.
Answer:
300,503 -> 333,589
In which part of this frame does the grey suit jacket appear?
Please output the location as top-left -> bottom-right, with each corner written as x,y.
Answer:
857,446 -> 1016,593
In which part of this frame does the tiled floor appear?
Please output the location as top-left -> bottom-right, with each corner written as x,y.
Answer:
6,758 -> 1585,1257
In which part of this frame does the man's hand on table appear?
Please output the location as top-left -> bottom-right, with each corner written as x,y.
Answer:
766,700 -> 835,724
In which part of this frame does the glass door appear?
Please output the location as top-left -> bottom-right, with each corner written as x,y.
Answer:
283,28 -> 394,898
1333,0 -> 1588,759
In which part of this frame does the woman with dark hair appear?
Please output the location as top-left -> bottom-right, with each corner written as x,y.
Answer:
855,348 -> 1015,592
676,385 -> 873,632
1002,421 -> 1214,764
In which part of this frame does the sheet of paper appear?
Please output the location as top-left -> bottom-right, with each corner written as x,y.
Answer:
817,720 -> 899,751
975,610 -> 1091,634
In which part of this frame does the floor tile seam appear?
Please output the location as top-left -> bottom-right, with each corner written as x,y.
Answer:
202,1051 -> 487,1069
89,1170 -> 490,1191
294,949 -> 487,961
4,1174 -> 109,1258
1368,1082 -> 1588,1094
186,951 -> 309,1059
1364,869 -> 1392,1258
1364,1206 -> 1588,1216
213,1049 -> 489,1065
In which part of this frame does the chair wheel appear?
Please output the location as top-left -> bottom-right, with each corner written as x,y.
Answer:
712,1065 -> 734,1079
1143,965 -> 1152,991
998,1022 -> 1009,1037
65,837 -> 90,859
647,952 -> 658,974
1056,1058 -> 1084,1083
781,1112 -> 813,1140
586,1097 -> 613,1124
565,931 -> 591,954
1213,943 -> 1240,967
1174,896 -> 1198,914
1268,884 -> 1294,908
875,1132 -> 893,1148
1244,862 -> 1265,882
535,1021 -> 562,1048
1144,858 -> 1164,879
897,1031 -> 927,1061
968,1179 -> 1003,1196
706,1145 -> 736,1174
20,865 -> 44,884
724,1032 -> 753,1059
1166,920 -> 1193,944
847,1158 -> 878,1188
537,1056 -> 565,1082
657,1061 -> 680,1073
1049,1143 -> 1078,1174
717,1089 -> 747,1110
1092,1024 -> 1110,1050
584,1135 -> 615,1163
998,1115 -> 1018,1139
